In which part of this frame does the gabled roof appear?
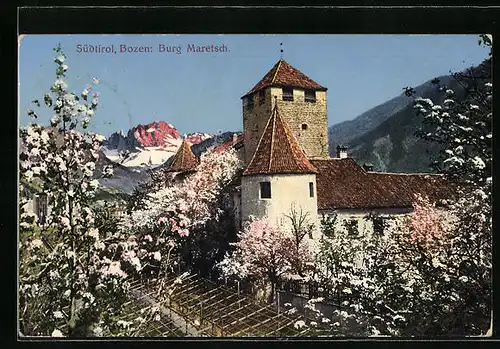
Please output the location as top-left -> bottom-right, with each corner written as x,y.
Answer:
242,59 -> 327,98
310,158 -> 456,210
243,104 -> 317,176
165,140 -> 199,173
213,134 -> 244,154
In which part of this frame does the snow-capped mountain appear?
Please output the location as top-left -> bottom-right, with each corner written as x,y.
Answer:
102,121 -> 212,168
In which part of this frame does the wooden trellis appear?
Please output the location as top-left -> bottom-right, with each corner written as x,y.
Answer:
118,273 -> 322,337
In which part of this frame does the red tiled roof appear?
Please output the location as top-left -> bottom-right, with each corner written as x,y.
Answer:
243,104 -> 317,176
213,134 -> 244,154
242,59 -> 327,98
165,140 -> 199,173
310,158 -> 456,210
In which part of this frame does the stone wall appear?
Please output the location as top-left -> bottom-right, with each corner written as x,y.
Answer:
242,88 -> 273,163
242,87 -> 329,164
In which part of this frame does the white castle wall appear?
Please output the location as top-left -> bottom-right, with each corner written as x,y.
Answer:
241,173 -> 319,236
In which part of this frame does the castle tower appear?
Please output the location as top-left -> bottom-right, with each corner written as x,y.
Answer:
241,102 -> 319,232
241,59 -> 329,164
164,139 -> 199,183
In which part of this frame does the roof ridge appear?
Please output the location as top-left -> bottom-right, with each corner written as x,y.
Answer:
310,157 -> 354,161
271,59 -> 282,84
368,171 -> 439,176
172,140 -> 185,164
179,141 -> 186,163
268,104 -> 278,171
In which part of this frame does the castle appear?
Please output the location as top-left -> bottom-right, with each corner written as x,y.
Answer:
166,59 -> 453,235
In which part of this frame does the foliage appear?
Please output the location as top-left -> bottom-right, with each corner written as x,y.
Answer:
125,168 -> 165,215
218,217 -> 316,303
92,201 -> 123,238
320,213 -> 339,238
315,190 -> 490,336
19,45 -> 131,337
406,35 -> 491,334
408,37 -> 492,196
121,147 -> 243,280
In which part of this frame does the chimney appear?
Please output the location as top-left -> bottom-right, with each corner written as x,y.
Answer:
336,145 -> 348,159
363,163 -> 374,171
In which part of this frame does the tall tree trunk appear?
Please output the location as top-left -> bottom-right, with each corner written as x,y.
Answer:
268,281 -> 275,304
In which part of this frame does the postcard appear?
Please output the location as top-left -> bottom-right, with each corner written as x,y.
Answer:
18,33 -> 492,338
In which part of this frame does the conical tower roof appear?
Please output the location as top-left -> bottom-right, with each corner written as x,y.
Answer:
165,140 -> 199,173
243,102 -> 317,176
242,59 -> 327,98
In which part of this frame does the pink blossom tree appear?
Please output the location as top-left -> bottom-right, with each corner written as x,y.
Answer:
121,146 -> 242,279
401,194 -> 453,249
219,219 -> 309,303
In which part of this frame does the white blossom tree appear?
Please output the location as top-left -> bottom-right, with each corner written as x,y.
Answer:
314,34 -> 492,334
408,34 -> 492,334
19,45 -> 131,337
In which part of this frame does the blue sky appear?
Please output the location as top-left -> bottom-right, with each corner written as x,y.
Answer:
19,34 -> 490,137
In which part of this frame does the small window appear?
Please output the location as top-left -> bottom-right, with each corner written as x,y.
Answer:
344,219 -> 358,236
305,90 -> 316,103
247,95 -> 254,110
282,87 -> 294,101
372,216 -> 385,235
309,182 -> 314,197
260,181 -> 271,199
259,90 -> 265,105
302,123 -> 308,130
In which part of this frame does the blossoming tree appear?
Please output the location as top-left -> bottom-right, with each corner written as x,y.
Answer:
120,147 -> 242,281
311,35 -> 492,335
19,45 -> 131,337
218,218 -> 315,304
407,35 -> 492,334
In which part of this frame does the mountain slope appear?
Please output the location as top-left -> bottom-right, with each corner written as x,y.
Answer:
191,132 -> 241,157
93,150 -> 151,194
328,60 -> 490,172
